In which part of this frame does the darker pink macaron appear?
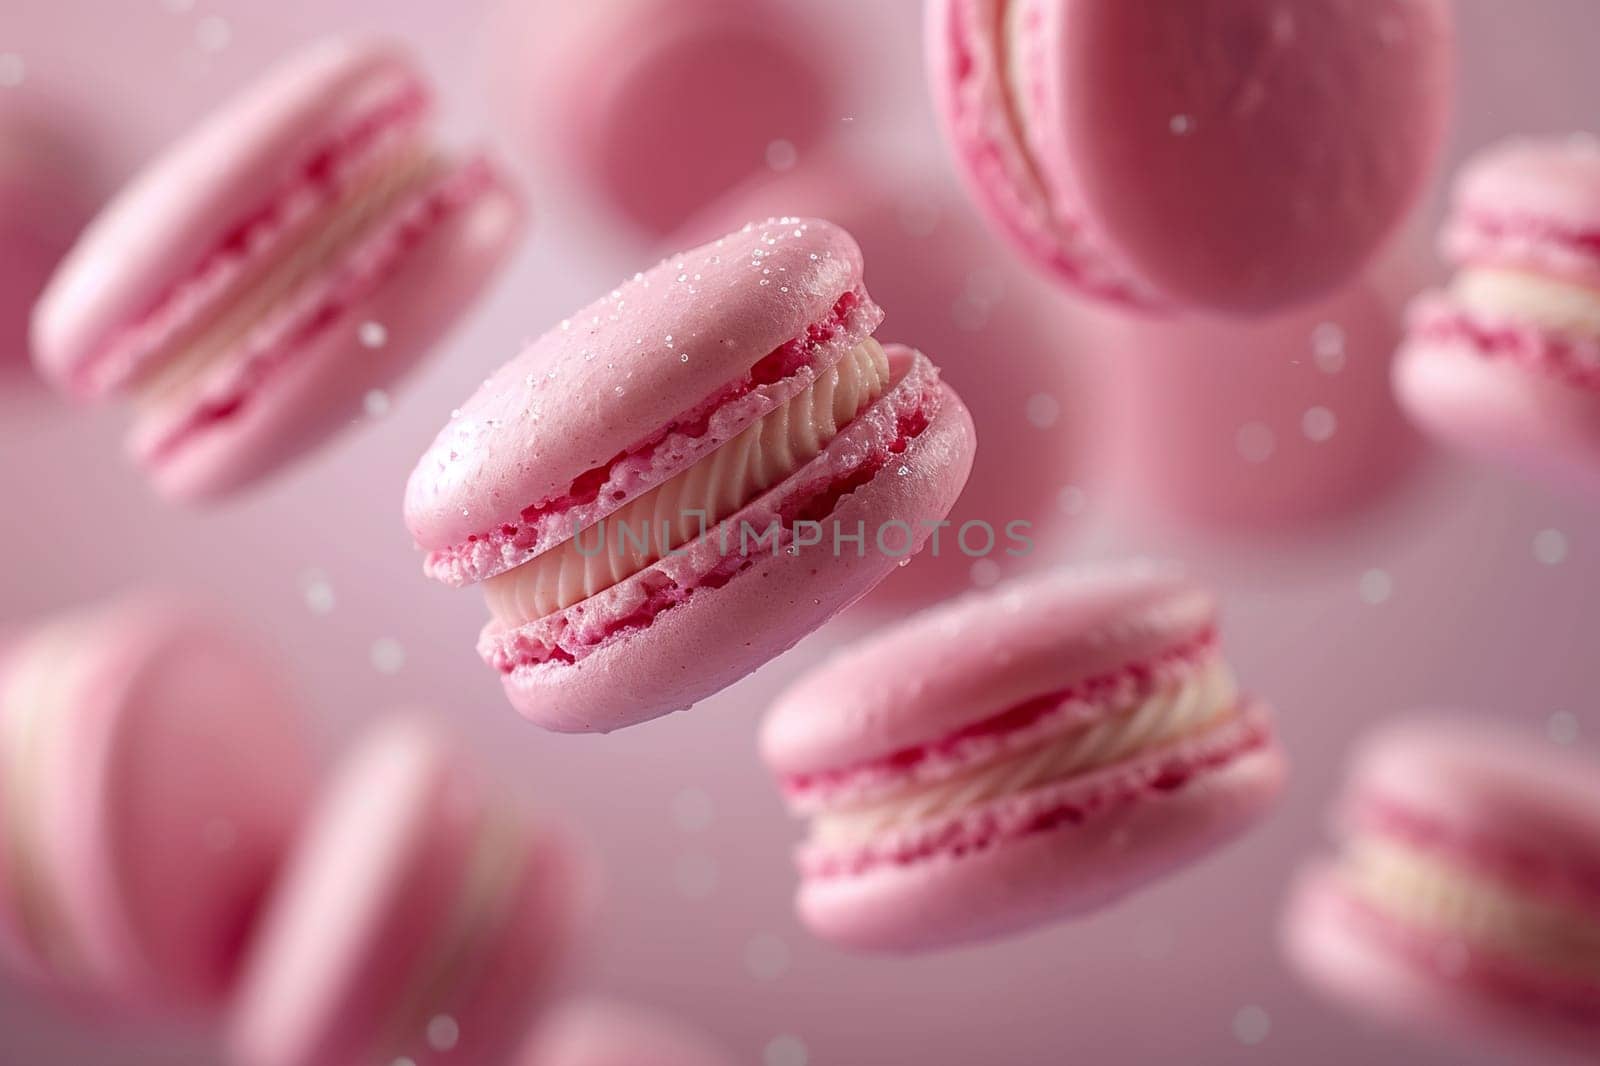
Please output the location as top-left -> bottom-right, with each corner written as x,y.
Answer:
0,594 -> 311,1012
1283,718 -> 1600,1062
31,36 -> 524,502
488,0 -> 833,236
678,152 -> 1089,606
761,565 -> 1285,952
520,1000 -> 734,1066
405,219 -> 977,734
228,716 -> 584,1066
928,0 -> 1455,315
1396,135 -> 1600,490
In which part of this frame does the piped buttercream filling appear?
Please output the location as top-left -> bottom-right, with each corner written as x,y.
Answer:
483,338 -> 891,625
809,655 -> 1241,848
132,137 -> 448,420
1452,268 -> 1600,339
1341,834 -> 1600,980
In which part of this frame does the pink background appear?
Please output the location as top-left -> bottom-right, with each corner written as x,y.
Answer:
1,1 -> 1597,1063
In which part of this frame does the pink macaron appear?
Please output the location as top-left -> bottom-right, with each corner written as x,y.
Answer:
1396,135 -> 1600,490
31,36 -> 524,502
760,564 -> 1286,952
1083,249 -> 1423,532
679,153 -> 1088,605
228,715 -> 583,1066
0,100 -> 96,372
520,1000 -> 734,1066
488,0 -> 832,237
0,594 -> 311,1012
1283,718 -> 1600,1061
405,219 -> 977,734
927,0 -> 1455,315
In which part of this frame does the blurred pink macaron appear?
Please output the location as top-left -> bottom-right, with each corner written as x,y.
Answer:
1396,135 -> 1600,490
1083,249 -> 1423,533
761,564 -> 1286,952
0,100 -> 96,371
520,1000 -> 734,1066
0,594 -> 311,1012
1283,717 -> 1600,1061
679,153 -> 1088,606
488,0 -> 833,236
31,36 -> 525,502
405,219 -> 977,734
229,715 -> 584,1066
927,0 -> 1455,315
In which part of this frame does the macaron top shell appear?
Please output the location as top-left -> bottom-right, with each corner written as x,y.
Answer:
1446,136 -> 1600,284
762,565 -> 1214,776
32,37 -> 428,396
405,219 -> 873,582
1346,718 -> 1600,888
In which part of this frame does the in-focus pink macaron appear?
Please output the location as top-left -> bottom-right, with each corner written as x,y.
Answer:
760,564 -> 1286,952
520,1000 -> 734,1066
405,219 -> 977,734
0,101 -> 96,371
928,0 -> 1455,315
31,36 -> 524,502
1083,248 -> 1423,532
1396,135 -> 1600,490
1283,718 -> 1600,1061
488,0 -> 832,237
679,153 -> 1088,605
228,715 -> 583,1066
0,594 -> 311,1012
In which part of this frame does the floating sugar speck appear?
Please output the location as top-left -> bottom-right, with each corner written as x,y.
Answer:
1302,406 -> 1337,443
765,1036 -> 809,1066
426,1015 -> 459,1052
195,14 -> 231,51
359,321 -> 388,348
0,54 -> 25,88
1533,528 -> 1568,565
1359,569 -> 1393,605
300,570 -> 335,615
1169,113 -> 1194,135
1232,1006 -> 1271,1046
1547,711 -> 1580,746
744,933 -> 791,982
363,390 -> 390,418
970,559 -> 1002,588
1236,422 -> 1275,463
1312,322 -> 1346,373
1026,393 -> 1061,430
671,788 -> 714,833
370,638 -> 405,675
766,139 -> 798,172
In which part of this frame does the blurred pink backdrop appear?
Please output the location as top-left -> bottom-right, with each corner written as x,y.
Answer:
1,1 -> 1597,1063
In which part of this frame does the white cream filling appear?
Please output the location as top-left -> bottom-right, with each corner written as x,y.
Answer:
809,656 -> 1240,848
375,805 -> 530,1060
133,140 -> 447,417
1452,268 -> 1600,339
483,337 -> 892,625
0,625 -> 93,972
1341,834 -> 1600,979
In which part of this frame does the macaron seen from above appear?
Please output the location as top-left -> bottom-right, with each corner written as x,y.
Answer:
405,219 -> 977,734
761,564 -> 1286,952
31,36 -> 525,502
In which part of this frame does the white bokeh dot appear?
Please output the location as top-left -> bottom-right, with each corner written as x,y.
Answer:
744,933 -> 791,982
370,638 -> 405,675
1026,393 -> 1061,430
671,787 -> 714,833
1236,422 -> 1276,464
1169,113 -> 1194,135
359,321 -> 388,348
951,296 -> 989,333
0,54 -> 25,88
765,139 -> 798,172
300,570 -> 335,615
1302,406 -> 1337,443
1058,485 -> 1087,516
1312,322 -> 1346,373
162,0 -> 196,10
970,559 -> 1002,588
426,1015 -> 459,1052
1360,569 -> 1393,605
1548,711 -> 1580,746
363,390 -> 391,418
1233,1005 -> 1271,1046
897,197 -> 940,238
1533,529 -> 1569,565
674,854 -> 718,900
390,1059 -> 416,1066
765,1035 -> 809,1066
195,14 -> 232,51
